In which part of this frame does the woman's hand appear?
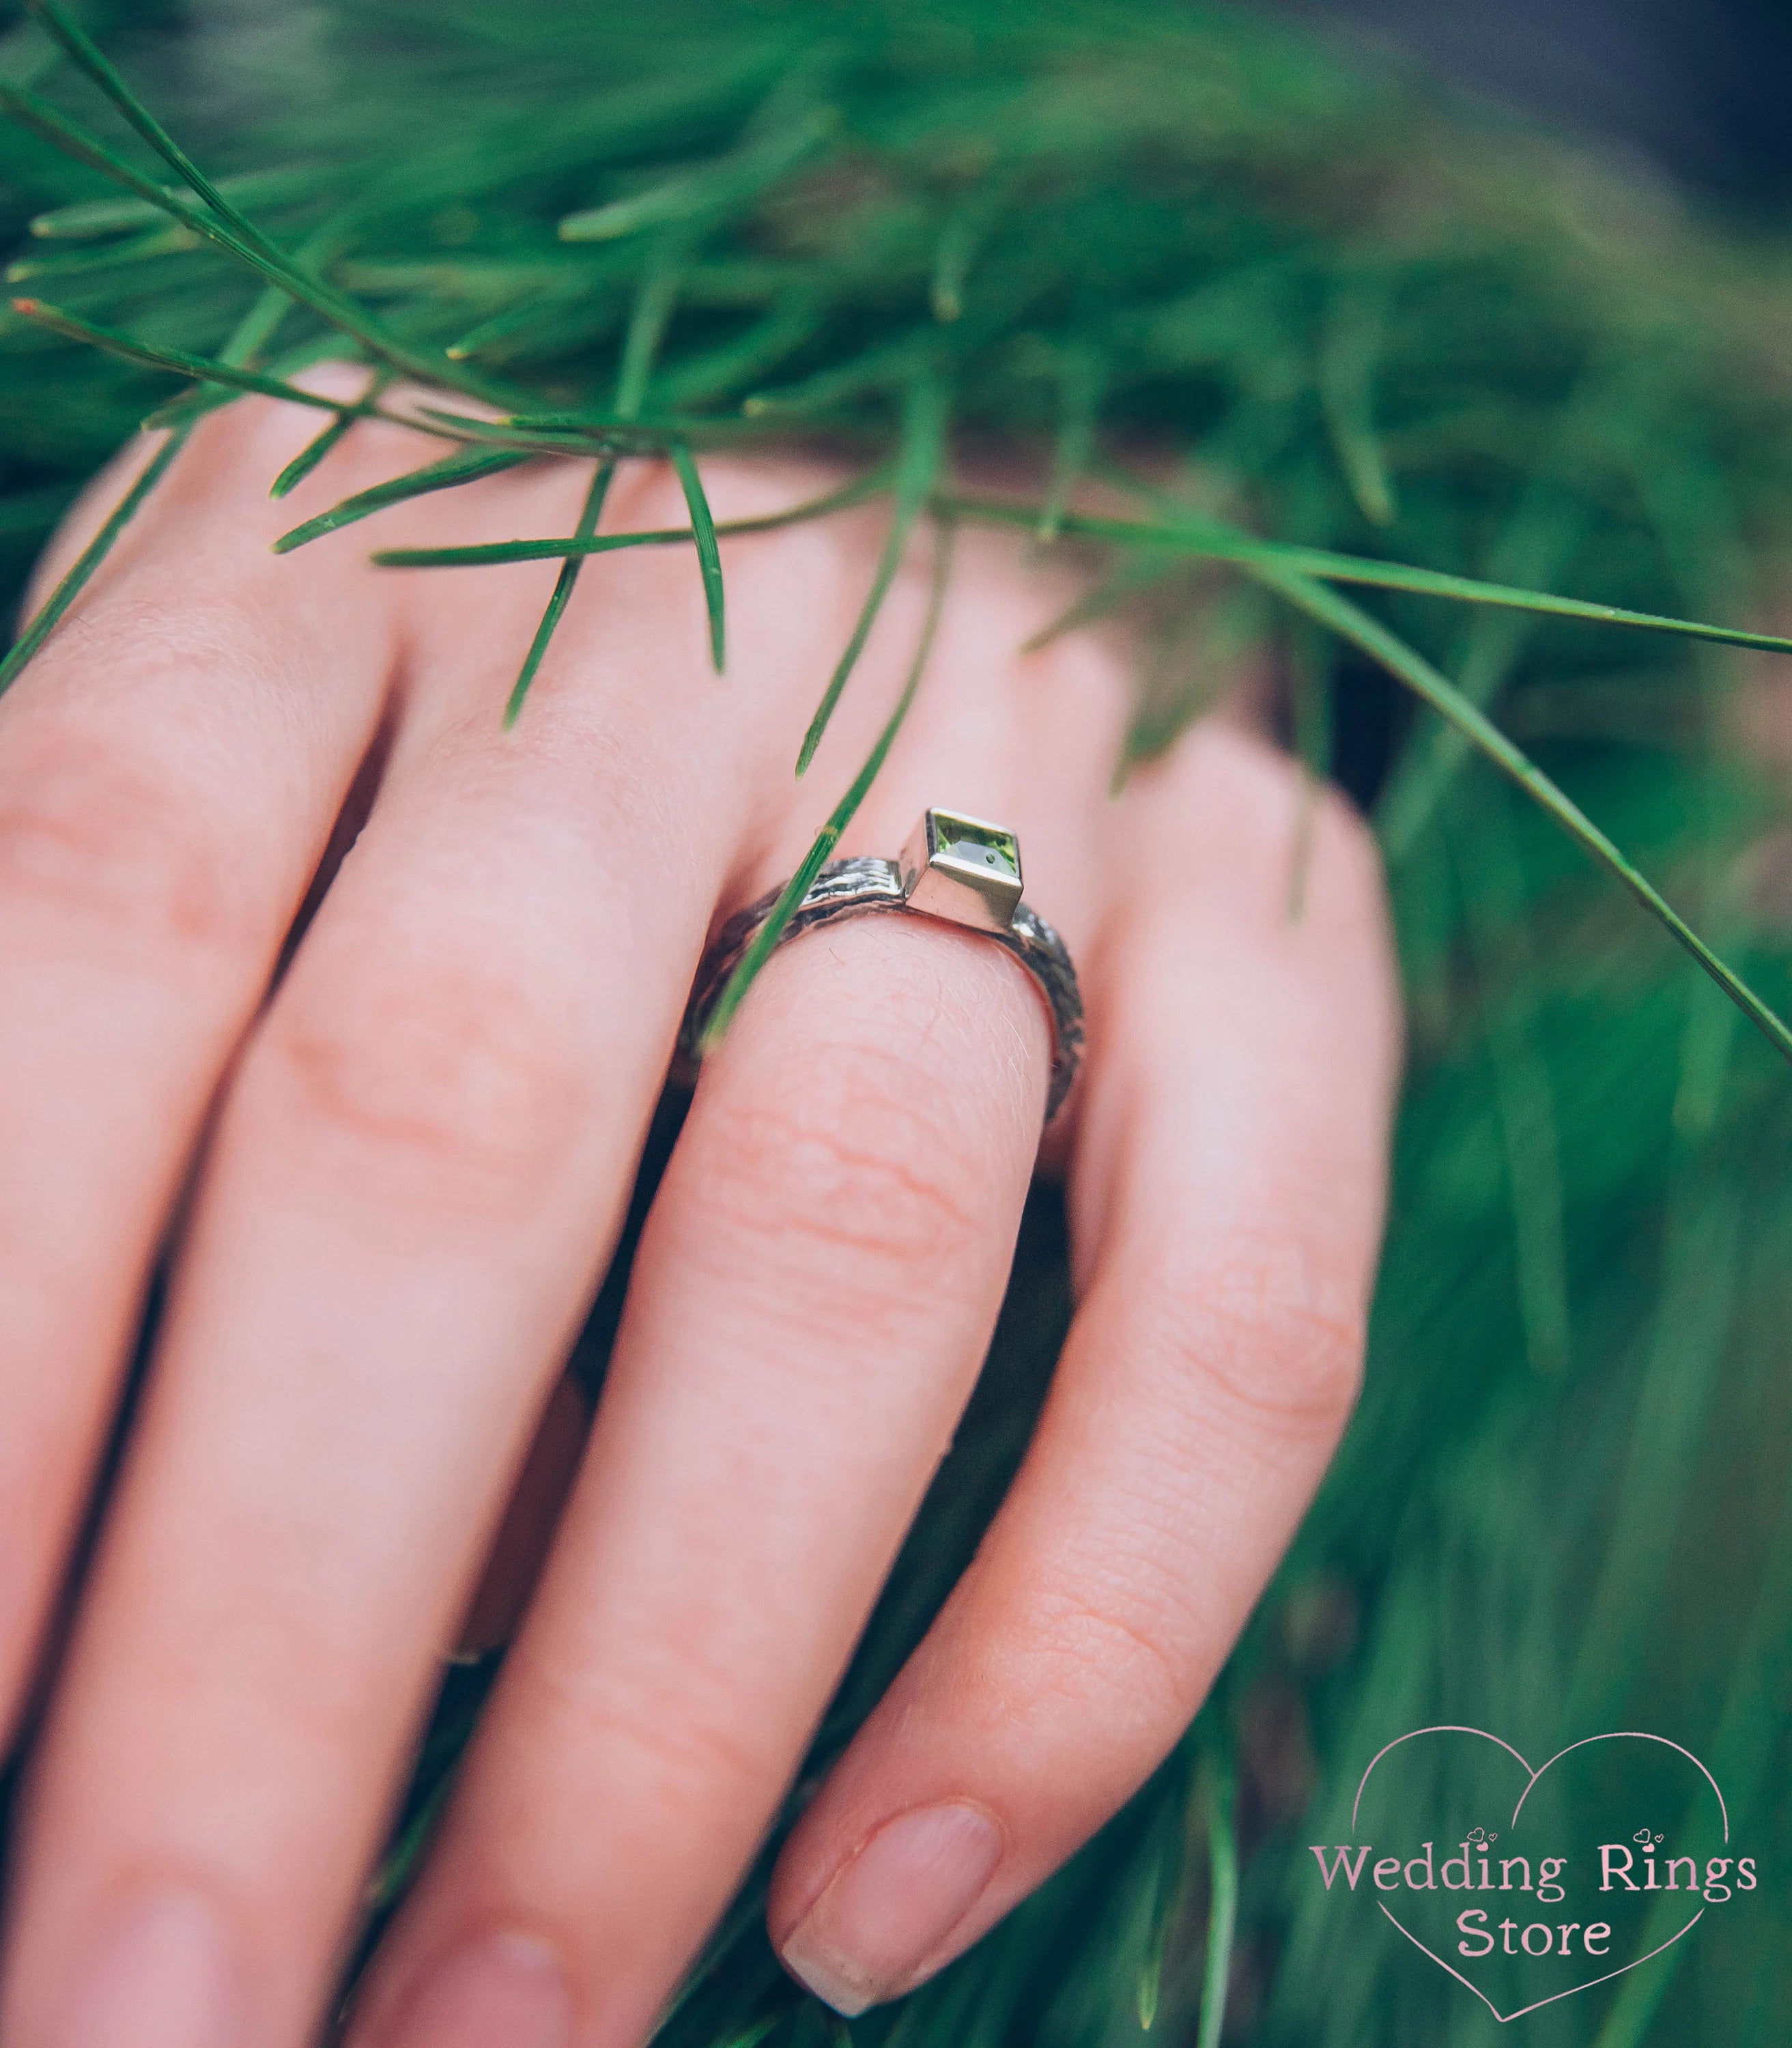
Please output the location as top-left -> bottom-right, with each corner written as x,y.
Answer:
0,386 -> 1399,2048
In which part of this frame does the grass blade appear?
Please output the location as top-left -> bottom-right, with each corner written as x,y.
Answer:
378,528 -> 677,571
9,298 -> 376,416
1248,558 -> 1792,1063
1448,791 -> 1572,1376
408,409 -> 653,457
504,460 -> 616,726
795,371 -> 947,774
944,492 -> 1792,657
1318,285 -> 1397,527
1375,489 -> 1588,860
1197,1739 -> 1239,2048
671,442 -> 726,672
699,517 -> 955,1053
371,463 -> 895,569
273,449 -> 530,554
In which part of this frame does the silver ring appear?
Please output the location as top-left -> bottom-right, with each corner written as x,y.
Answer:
680,808 -> 1085,1120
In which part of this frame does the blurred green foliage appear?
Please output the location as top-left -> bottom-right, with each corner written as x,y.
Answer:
1,2 -> 1790,2043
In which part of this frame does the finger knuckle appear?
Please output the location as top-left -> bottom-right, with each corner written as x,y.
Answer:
1029,1581 -> 1197,1729
691,1049 -> 986,1295
1129,722 -> 1388,915
1150,1239 -> 1365,1449
0,708 -> 261,961
256,951 -> 591,1201
516,1647 -> 773,1803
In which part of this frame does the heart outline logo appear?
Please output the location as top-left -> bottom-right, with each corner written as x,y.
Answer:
1351,1727 -> 1727,2025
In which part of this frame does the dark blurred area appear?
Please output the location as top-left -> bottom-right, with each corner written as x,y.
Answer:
1288,0 -> 1792,208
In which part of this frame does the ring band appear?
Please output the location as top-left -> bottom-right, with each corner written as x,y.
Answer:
680,808 -> 1085,1120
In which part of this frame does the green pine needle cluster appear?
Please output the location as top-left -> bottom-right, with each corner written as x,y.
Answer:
2,2 -> 1791,2043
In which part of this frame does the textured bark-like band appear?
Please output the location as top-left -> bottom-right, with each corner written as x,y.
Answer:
679,855 -> 1085,1120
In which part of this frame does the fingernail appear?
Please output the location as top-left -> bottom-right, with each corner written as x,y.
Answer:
779,1802 -> 1004,2017
55,1890 -> 242,2048
362,1932 -> 571,2048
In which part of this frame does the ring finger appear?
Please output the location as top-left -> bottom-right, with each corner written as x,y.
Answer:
340,542 -> 1122,2048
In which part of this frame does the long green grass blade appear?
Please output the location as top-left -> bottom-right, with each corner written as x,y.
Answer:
370,464 -> 895,568
699,517 -> 955,1053
1137,1741 -> 1195,2032
1449,793 -> 1573,1376
1250,558 -> 1792,1063
273,448 -> 530,554
945,492 -> 1792,657
795,372 -> 947,774
672,442 -> 726,672
1375,487 -> 1589,860
504,460 -> 616,726
9,298 -> 378,416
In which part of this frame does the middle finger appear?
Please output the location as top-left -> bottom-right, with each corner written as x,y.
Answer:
0,455 -> 879,2048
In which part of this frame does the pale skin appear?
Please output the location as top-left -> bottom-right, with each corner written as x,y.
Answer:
0,381 -> 1400,2048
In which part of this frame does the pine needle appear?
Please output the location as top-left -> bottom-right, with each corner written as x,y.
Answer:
371,464 -> 894,568
503,459 -> 615,726
699,516 -> 955,1052
1036,344 -> 1104,545
1249,558 -> 1792,1064
0,74 -> 502,400
22,0 -> 290,266
8,298 -> 380,417
946,493 -> 1792,657
795,371 -> 947,775
274,448 -> 532,554
1,261 -> 319,696
0,428 -> 187,697
672,442 -> 726,672
272,380 -> 389,500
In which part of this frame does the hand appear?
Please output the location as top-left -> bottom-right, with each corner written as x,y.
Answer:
0,385 -> 1399,2048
